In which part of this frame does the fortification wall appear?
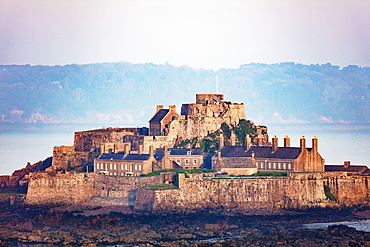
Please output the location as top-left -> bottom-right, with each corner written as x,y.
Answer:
26,172 -> 162,206
74,128 -> 136,152
148,173 -> 370,213
51,146 -> 74,170
26,172 -> 96,205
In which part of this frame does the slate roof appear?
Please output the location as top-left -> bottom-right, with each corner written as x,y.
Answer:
221,146 -> 301,160
155,148 -> 204,161
325,165 -> 369,174
98,153 -> 150,161
149,109 -> 169,123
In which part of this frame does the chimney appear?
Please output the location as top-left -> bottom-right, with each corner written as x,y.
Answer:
149,145 -> 154,158
138,144 -> 143,155
124,143 -> 130,155
300,136 -> 306,152
245,135 -> 252,150
284,135 -> 290,147
256,135 -> 263,147
100,144 -> 105,154
169,105 -> 176,112
230,132 -> 236,146
156,105 -> 164,112
217,150 -> 222,160
219,134 -> 224,150
312,136 -> 318,153
272,135 -> 278,153
344,161 -> 350,169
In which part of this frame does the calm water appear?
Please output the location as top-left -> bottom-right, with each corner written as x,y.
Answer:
0,124 -> 369,175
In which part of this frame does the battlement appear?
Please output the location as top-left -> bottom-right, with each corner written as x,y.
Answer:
195,94 -> 225,105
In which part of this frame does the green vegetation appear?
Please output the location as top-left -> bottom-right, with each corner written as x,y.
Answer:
0,192 -> 23,196
174,119 -> 259,152
250,171 -> 288,177
324,185 -> 336,201
214,171 -> 288,178
141,184 -> 178,190
140,168 -> 217,177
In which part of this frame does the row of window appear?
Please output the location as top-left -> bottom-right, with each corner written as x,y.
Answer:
175,159 -> 198,165
96,163 -> 142,171
258,162 -> 292,170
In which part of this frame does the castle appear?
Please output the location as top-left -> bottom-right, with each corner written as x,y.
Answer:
51,93 -> 324,175
24,94 -> 370,213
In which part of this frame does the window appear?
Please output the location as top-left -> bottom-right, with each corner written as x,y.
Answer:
121,164 -> 124,170
273,163 -> 276,169
114,163 -> 117,170
185,159 -> 189,164
110,163 -> 113,169
288,163 -> 291,170
283,163 -> 286,169
278,163 -> 281,169
193,159 -> 197,164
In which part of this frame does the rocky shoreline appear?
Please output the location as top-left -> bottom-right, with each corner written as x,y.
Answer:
0,201 -> 369,247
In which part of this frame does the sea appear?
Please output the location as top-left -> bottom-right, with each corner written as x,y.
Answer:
0,123 -> 369,176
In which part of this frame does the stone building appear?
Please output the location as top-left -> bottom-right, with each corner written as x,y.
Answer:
149,105 -> 179,136
154,147 -> 205,170
212,146 -> 257,175
249,135 -> 324,172
213,135 -> 325,173
325,161 -> 370,175
94,146 -> 155,176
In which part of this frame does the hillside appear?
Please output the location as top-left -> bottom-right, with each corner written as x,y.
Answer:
0,62 -> 369,127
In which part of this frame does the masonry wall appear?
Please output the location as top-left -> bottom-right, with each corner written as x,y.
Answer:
149,173 -> 370,213
26,173 -> 96,205
26,172 -> 162,206
51,146 -> 74,170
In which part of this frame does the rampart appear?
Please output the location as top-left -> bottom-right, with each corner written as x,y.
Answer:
26,172 -> 162,206
26,172 -> 370,214
136,172 -> 370,213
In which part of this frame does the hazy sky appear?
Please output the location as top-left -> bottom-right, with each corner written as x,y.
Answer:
1,0 -> 369,69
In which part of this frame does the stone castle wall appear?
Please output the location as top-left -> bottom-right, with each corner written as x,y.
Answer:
26,172 -> 96,205
146,173 -> 370,213
26,172 -> 162,206
51,146 -> 75,170
26,171 -> 370,213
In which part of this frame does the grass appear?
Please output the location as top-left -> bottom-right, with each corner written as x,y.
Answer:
214,171 -> 288,178
0,192 -> 22,196
250,171 -> 288,177
140,168 -> 217,177
324,185 -> 336,201
141,184 -> 178,190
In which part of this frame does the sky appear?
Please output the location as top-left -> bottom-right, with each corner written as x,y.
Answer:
0,0 -> 369,70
